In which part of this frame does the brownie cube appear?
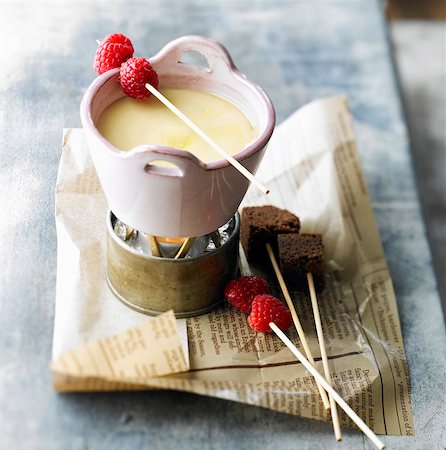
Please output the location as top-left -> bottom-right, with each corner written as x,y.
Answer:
241,206 -> 300,262
278,233 -> 325,291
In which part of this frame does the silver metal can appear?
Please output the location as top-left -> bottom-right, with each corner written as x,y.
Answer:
106,212 -> 240,318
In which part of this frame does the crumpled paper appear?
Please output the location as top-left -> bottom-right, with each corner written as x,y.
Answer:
52,96 -> 413,436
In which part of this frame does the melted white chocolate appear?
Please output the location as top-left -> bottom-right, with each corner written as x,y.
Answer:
97,88 -> 257,163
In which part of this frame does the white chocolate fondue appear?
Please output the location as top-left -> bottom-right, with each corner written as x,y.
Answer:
97,88 -> 257,163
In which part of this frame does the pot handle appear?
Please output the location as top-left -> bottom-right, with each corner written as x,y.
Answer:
151,35 -> 236,79
127,145 -> 206,178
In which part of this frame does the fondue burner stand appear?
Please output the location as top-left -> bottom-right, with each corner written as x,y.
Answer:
106,211 -> 240,318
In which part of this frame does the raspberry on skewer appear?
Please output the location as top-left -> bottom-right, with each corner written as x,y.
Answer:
119,57 -> 159,99
224,276 -> 270,314
247,294 -> 292,333
93,33 -> 134,75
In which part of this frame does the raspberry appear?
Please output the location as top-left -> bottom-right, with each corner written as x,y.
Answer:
224,276 -> 270,314
93,33 -> 134,75
248,295 -> 292,333
119,57 -> 159,99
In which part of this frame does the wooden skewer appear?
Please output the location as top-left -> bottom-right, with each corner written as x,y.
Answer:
307,272 -> 342,441
174,237 -> 195,259
124,227 -> 134,240
145,83 -> 269,195
265,243 -> 330,410
147,235 -> 161,257
269,322 -> 385,450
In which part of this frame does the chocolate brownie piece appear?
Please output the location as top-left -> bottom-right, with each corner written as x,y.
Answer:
241,206 -> 300,262
278,233 -> 325,291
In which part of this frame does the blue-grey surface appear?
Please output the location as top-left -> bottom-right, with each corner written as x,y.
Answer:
0,1 -> 445,449
390,21 -> 446,317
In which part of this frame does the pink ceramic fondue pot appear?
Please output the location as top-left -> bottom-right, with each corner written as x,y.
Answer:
81,35 -> 275,237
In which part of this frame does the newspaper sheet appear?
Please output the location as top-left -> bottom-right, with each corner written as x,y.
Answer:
52,96 -> 413,435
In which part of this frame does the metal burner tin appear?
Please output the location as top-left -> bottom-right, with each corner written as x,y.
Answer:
106,211 -> 240,318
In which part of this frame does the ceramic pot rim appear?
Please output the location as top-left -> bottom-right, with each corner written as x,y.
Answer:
80,35 -> 276,171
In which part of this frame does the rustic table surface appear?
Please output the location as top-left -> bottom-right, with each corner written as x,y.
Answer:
1,1 -> 445,449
